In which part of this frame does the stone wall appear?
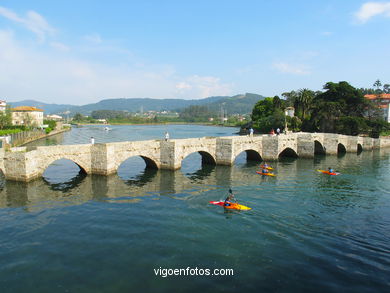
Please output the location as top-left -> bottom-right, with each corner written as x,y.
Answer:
1,133 -> 390,182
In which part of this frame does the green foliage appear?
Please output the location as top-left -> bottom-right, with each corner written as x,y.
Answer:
251,98 -> 275,121
251,98 -> 285,133
367,119 -> 390,138
287,116 -> 302,132
309,81 -> 371,133
44,119 -> 57,130
91,110 -> 130,120
251,81 -> 390,137
0,129 -> 22,135
72,113 -> 85,122
0,107 -> 12,129
45,127 -> 52,134
179,105 -> 214,122
335,117 -> 368,136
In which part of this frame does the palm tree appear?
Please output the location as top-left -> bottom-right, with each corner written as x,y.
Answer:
296,88 -> 314,119
373,79 -> 382,94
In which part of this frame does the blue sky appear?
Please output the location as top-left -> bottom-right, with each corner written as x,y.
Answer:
0,0 -> 389,105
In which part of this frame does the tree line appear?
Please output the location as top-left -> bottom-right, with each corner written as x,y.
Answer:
251,81 -> 389,138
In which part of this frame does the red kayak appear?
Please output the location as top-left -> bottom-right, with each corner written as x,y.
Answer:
317,169 -> 340,176
209,201 -> 251,210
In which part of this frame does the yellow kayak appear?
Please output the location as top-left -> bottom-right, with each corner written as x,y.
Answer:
210,201 -> 252,210
256,171 -> 276,177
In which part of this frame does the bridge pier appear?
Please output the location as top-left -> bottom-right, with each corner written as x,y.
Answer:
160,140 -> 180,170
3,148 -> 40,182
215,138 -> 235,165
262,136 -> 279,161
297,134 -> 315,158
322,134 -> 339,155
1,134 -> 390,182
91,144 -> 117,175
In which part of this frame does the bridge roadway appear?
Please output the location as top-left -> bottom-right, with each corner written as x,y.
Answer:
1,132 -> 389,182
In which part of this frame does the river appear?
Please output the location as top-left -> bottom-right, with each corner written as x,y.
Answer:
0,125 -> 389,292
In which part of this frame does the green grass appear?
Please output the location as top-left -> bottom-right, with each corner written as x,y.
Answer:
0,129 -> 22,136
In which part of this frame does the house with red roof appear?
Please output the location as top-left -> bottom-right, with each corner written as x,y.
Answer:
364,94 -> 390,123
11,106 -> 44,127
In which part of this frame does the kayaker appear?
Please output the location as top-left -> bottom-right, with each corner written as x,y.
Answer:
328,167 -> 334,173
262,167 -> 269,174
224,189 -> 236,207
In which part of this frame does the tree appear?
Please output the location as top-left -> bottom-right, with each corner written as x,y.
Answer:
373,79 -> 382,93
251,98 -> 275,121
383,84 -> 390,94
295,88 -> 315,119
72,113 -> 84,122
179,105 -> 213,122
0,106 -> 12,129
251,97 -> 286,133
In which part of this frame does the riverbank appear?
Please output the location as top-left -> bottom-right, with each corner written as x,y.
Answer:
18,128 -> 70,147
72,122 -> 242,128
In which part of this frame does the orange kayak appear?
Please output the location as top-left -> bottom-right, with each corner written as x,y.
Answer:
317,169 -> 340,176
260,165 -> 273,170
209,201 -> 251,210
256,171 -> 276,177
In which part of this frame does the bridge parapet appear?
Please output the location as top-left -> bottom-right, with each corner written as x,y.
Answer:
1,133 -> 389,182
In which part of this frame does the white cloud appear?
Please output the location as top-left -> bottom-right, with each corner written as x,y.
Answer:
0,30 -> 232,104
84,33 -> 103,44
354,2 -> 390,23
50,41 -> 70,51
0,6 -> 55,41
175,75 -> 233,98
272,62 -> 310,75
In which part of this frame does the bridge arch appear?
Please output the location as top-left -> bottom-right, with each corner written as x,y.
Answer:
181,150 -> 216,166
314,140 -> 326,155
234,149 -> 262,163
40,156 -> 89,176
357,143 -> 363,154
278,147 -> 298,158
117,155 -> 159,170
337,143 -> 346,154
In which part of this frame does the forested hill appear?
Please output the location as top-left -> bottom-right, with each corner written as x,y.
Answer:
8,93 -> 265,115
69,96 -> 228,114
205,93 -> 265,114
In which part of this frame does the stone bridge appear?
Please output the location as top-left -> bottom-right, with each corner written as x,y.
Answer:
1,133 -> 389,182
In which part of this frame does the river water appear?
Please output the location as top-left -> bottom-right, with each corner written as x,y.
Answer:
1,125 -> 389,292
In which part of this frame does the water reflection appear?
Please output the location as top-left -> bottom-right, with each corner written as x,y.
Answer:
186,165 -> 215,183
0,150 -> 389,212
44,169 -> 87,192
124,168 -> 158,187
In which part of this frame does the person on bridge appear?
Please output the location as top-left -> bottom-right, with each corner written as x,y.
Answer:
224,189 -> 237,207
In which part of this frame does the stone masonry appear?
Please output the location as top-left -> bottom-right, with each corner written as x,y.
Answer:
1,133 -> 390,182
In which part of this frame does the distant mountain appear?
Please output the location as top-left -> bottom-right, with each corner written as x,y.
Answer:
205,93 -> 265,114
7,93 -> 265,115
7,100 -> 74,115
68,96 -> 230,115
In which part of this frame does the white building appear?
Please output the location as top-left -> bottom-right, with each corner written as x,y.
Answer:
0,100 -> 6,112
364,94 -> 390,123
45,114 -> 63,121
11,106 -> 44,127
